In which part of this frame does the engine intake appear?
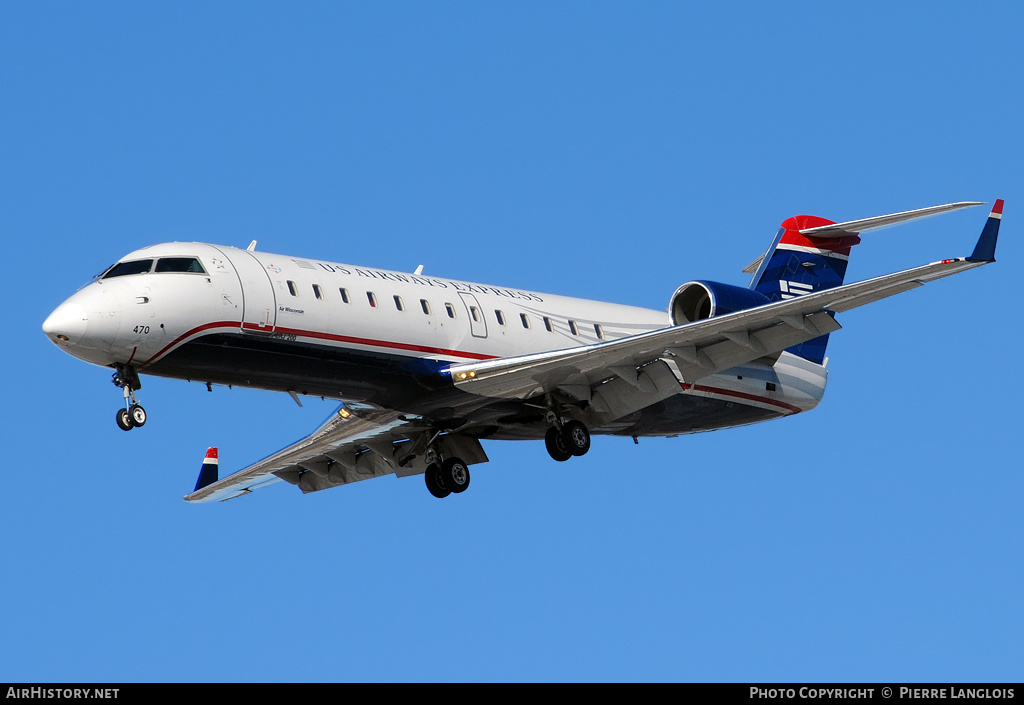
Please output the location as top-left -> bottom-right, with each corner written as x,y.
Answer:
670,281 -> 771,325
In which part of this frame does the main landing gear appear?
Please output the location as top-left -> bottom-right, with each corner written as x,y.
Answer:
112,366 -> 147,431
424,456 -> 471,499
545,419 -> 591,462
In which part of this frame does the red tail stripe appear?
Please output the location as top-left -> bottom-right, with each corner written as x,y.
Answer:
779,230 -> 861,255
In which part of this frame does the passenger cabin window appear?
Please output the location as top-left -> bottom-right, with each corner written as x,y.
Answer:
339,288 -> 350,303
313,284 -> 324,300
543,316 -> 553,332
569,320 -> 579,336
155,257 -> 205,274
420,299 -> 431,315
495,310 -> 506,326
394,295 -> 404,311
367,292 -> 377,307
445,303 -> 456,319
470,306 -> 481,322
594,323 -> 605,340
520,313 -> 531,329
102,260 -> 153,279
287,280 -> 298,296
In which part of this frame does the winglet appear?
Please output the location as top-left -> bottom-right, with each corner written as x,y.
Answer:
968,199 -> 1003,262
193,447 -> 219,492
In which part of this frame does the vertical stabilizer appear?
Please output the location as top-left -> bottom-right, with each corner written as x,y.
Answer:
749,215 -> 860,364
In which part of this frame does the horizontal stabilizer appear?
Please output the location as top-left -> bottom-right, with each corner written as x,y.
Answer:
742,254 -> 765,274
799,201 -> 984,238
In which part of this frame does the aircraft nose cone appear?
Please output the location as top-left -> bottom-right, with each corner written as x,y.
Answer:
43,301 -> 88,346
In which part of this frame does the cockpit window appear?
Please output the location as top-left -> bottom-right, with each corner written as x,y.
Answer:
102,259 -> 154,279
155,257 -> 206,274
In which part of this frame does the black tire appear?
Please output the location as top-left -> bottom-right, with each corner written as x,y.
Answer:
442,457 -> 470,493
129,404 -> 147,428
116,408 -> 134,431
425,463 -> 450,498
545,426 -> 573,462
562,420 -> 591,457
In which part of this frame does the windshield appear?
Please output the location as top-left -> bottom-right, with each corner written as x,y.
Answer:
155,257 -> 206,273
101,259 -> 154,279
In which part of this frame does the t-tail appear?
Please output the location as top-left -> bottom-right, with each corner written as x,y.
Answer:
743,201 -> 988,364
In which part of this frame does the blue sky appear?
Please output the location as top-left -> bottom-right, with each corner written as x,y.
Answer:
2,2 -> 1021,682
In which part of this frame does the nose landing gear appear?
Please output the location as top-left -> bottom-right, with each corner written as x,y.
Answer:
112,366 -> 147,431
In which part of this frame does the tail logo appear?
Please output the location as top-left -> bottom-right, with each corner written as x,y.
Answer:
779,280 -> 813,299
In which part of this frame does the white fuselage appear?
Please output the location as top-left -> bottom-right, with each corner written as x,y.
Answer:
43,242 -> 827,439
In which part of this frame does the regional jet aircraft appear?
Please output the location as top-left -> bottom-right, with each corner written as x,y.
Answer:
42,200 -> 1003,501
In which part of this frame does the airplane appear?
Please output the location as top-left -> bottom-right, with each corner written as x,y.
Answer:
41,199 -> 1003,502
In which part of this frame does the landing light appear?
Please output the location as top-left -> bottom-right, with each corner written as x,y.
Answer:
457,371 -> 477,380
338,407 -> 352,419
56,335 -> 69,342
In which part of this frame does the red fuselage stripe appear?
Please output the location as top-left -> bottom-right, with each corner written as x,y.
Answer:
143,322 -> 803,415
261,323 -> 499,361
145,321 -> 240,365
690,383 -> 804,414
144,320 -> 497,366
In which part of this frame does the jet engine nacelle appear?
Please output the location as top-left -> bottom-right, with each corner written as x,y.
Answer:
669,280 -> 771,325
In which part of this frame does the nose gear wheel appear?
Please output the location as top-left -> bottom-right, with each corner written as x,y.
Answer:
116,408 -> 133,431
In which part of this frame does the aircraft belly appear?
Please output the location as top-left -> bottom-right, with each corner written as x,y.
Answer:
142,331 -> 816,441
604,392 -> 783,437
476,387 -> 785,441
141,332 -> 464,410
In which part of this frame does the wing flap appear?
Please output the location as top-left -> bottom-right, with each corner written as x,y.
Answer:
670,311 -> 843,384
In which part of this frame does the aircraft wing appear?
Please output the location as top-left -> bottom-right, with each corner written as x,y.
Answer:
448,226 -> 998,402
184,404 -> 488,503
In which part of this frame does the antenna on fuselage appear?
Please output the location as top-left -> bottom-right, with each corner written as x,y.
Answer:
414,265 -> 424,276
247,241 -> 258,252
